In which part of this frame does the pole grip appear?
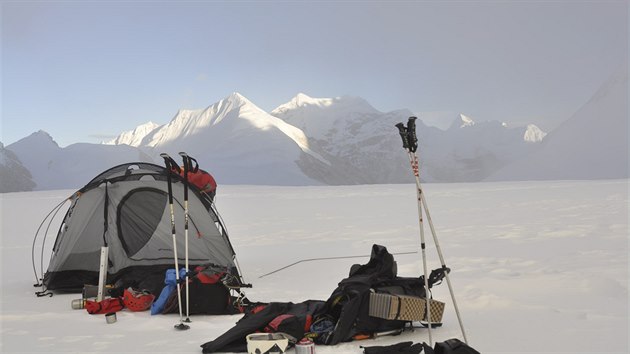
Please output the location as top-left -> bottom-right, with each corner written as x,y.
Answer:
407,117 -> 418,153
395,123 -> 409,149
160,154 -> 175,205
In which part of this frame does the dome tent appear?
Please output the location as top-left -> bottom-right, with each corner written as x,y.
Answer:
38,162 -> 243,296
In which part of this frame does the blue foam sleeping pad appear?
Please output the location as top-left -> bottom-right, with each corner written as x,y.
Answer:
151,268 -> 187,315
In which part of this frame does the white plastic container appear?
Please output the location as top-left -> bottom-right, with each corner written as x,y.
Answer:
246,333 -> 290,354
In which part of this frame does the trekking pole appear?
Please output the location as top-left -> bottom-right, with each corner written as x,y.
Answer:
415,157 -> 468,344
179,151 -> 198,324
160,153 -> 190,331
396,117 -> 469,344
395,118 -> 433,346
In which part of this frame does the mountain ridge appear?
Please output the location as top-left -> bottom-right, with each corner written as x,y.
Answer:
487,64 -> 628,181
12,86 -> 624,191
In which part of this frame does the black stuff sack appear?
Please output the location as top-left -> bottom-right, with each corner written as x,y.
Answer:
361,341 -> 428,354
434,338 -> 481,354
163,265 -> 233,315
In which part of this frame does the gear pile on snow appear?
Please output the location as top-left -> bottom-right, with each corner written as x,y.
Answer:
200,245 -> 446,353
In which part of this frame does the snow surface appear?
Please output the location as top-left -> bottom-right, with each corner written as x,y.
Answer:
1,180 -> 628,353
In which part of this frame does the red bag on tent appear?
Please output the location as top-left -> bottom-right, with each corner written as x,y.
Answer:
186,169 -> 217,195
85,297 -> 124,315
173,166 -> 217,199
172,166 -> 217,195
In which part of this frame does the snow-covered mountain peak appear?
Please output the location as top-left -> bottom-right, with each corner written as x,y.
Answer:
293,92 -> 319,105
282,93 -> 332,109
137,93 -> 328,169
139,121 -> 160,130
273,93 -> 333,114
224,92 -> 254,107
17,130 -> 60,148
0,143 -> 36,192
488,65 -> 627,181
523,124 -> 547,143
272,93 -> 378,117
105,121 -> 160,146
33,129 -> 54,139
22,91 -> 553,187
154,92 -> 266,139
271,94 -> 388,144
450,114 -> 476,129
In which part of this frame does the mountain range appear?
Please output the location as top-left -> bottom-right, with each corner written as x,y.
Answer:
0,142 -> 36,193
489,64 -> 628,181
1,68 -> 626,192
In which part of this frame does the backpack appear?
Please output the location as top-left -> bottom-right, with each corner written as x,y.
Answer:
173,166 -> 217,199
162,264 -> 234,315
312,244 -> 433,345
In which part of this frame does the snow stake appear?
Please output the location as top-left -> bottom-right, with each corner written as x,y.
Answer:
395,117 -> 469,345
96,246 -> 109,302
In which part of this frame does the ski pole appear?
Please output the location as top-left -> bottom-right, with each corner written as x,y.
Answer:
397,117 -> 433,346
415,158 -> 468,343
407,117 -> 468,343
406,149 -> 433,345
179,151 -> 197,323
160,153 -> 189,331
396,117 -> 469,344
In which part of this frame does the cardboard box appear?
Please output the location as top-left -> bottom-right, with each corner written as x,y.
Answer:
368,292 -> 445,323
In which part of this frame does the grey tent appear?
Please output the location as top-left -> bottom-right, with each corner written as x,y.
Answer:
38,162 -> 243,294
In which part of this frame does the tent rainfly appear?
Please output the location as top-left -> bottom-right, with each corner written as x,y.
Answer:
35,162 -> 243,295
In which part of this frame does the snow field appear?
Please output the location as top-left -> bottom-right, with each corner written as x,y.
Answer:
1,180 -> 627,353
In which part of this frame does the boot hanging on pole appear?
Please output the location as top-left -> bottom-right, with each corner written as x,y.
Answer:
160,153 -> 190,331
395,117 -> 468,345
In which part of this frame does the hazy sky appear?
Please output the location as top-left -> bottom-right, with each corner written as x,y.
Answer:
2,1 -> 627,147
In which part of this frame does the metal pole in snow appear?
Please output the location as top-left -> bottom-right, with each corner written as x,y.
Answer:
161,153 -> 189,331
96,246 -> 109,302
179,152 -> 192,323
396,117 -> 469,344
406,151 -> 434,346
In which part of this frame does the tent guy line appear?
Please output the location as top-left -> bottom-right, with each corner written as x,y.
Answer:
258,251 -> 418,279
